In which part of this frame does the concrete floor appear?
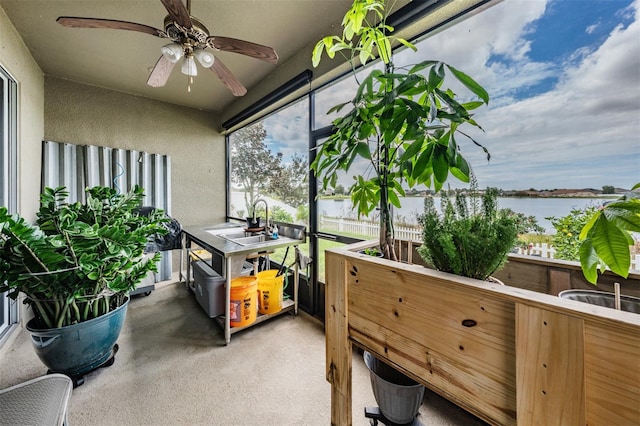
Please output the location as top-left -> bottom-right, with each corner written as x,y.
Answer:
0,280 -> 486,425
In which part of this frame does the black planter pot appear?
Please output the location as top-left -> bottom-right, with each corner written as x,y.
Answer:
559,290 -> 640,314
363,351 -> 425,424
246,217 -> 261,229
26,298 -> 129,377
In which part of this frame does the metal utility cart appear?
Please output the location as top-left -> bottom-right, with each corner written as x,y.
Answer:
182,221 -> 306,344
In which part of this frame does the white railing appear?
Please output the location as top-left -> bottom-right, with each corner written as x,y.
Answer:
321,216 -> 640,271
516,242 -> 556,258
321,217 -> 422,242
517,243 -> 640,271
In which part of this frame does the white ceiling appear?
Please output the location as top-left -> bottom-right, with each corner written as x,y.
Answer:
0,0 -> 355,113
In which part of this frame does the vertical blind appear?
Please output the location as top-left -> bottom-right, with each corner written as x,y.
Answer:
41,140 -> 173,281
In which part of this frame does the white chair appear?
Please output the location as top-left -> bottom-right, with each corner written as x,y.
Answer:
0,374 -> 73,426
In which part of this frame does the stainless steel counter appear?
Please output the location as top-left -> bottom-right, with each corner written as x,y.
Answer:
182,221 -> 306,258
181,221 -> 306,344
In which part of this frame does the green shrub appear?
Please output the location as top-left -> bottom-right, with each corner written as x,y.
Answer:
547,206 -> 598,261
269,206 -> 294,223
417,188 -> 519,281
253,205 -> 294,224
296,204 -> 309,224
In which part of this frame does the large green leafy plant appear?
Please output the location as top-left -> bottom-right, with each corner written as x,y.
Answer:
417,187 -> 518,281
311,0 -> 490,260
579,183 -> 640,284
0,185 -> 168,329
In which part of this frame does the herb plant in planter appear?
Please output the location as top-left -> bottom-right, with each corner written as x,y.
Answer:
0,185 -> 167,379
311,0 -> 490,260
361,246 -> 383,257
417,187 -> 518,281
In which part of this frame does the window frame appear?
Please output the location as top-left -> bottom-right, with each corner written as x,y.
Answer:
0,64 -> 19,343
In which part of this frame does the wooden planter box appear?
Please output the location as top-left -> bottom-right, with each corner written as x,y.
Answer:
325,240 -> 640,425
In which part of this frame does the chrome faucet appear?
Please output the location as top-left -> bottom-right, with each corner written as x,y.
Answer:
252,198 -> 270,234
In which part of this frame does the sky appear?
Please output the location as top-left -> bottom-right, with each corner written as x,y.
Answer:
261,0 -> 640,191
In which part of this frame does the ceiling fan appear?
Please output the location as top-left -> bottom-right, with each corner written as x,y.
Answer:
56,0 -> 278,96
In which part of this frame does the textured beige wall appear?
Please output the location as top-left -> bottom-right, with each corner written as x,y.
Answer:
0,4 -> 45,346
44,76 -> 226,227
0,6 -> 45,221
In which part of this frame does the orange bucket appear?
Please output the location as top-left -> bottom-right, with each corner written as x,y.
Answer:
229,276 -> 257,327
257,270 -> 284,314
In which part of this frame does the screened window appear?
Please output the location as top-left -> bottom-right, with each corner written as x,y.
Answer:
0,64 -> 18,341
227,0 -> 640,289
314,0 -> 639,239
228,97 -> 311,269
313,64 -> 381,130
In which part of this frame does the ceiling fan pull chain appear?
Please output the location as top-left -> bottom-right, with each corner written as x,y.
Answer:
187,74 -> 195,92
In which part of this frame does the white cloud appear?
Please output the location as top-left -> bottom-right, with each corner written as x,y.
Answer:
426,0 -> 640,190
264,99 -> 309,162
404,0 -> 550,71
586,23 -> 599,34
261,0 -> 640,192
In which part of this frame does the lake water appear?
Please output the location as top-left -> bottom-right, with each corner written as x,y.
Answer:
317,196 -> 608,234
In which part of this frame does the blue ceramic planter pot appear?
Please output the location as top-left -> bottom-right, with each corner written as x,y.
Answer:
26,298 -> 129,377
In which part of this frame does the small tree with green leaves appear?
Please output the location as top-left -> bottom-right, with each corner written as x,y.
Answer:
269,153 -> 308,207
230,122 -> 281,214
268,206 -> 294,223
602,185 -> 615,194
548,206 -> 599,261
311,0 -> 490,260
296,204 -> 309,224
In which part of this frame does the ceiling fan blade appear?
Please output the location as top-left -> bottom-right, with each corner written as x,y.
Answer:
56,17 -> 164,37
160,0 -> 193,29
209,58 -> 247,96
207,36 -> 278,64
147,55 -> 177,87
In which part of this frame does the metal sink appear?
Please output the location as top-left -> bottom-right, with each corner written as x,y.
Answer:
205,226 -> 246,237
202,221 -> 306,251
223,234 -> 268,246
205,227 -> 269,245
217,232 -> 250,240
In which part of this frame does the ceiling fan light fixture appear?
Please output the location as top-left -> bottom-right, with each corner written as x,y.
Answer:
181,55 -> 198,76
195,49 -> 215,68
161,43 -> 183,63
57,1 -> 278,97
